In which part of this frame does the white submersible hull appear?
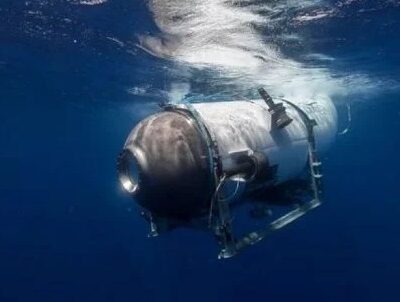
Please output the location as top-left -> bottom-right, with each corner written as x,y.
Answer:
118,89 -> 337,258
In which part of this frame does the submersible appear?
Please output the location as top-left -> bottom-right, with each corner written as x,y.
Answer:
118,88 -> 337,258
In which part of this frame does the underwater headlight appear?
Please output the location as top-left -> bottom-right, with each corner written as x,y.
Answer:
117,148 -> 141,195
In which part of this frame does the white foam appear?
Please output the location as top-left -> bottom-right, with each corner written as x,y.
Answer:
78,0 -> 108,6
138,0 -> 392,103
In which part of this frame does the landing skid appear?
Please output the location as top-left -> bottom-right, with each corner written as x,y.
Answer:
212,99 -> 324,258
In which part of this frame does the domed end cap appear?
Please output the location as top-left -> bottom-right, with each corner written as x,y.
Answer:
118,111 -> 214,219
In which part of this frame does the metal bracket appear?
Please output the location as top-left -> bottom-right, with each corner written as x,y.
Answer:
141,211 -> 159,237
216,182 -> 237,259
258,88 -> 293,130
218,98 -> 324,257
163,103 -> 238,258
207,174 -> 237,258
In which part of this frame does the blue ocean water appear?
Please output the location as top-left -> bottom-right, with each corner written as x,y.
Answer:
0,1 -> 399,301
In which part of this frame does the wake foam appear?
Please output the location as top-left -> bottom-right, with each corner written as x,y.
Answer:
136,0 -> 396,103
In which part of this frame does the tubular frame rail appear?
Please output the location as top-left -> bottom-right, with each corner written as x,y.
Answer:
233,99 -> 323,255
163,103 -> 237,258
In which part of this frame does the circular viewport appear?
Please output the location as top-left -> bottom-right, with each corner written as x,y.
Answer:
118,149 -> 140,194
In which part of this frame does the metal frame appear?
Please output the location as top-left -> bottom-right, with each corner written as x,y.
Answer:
163,103 -> 237,258
231,100 -> 323,256
155,100 -> 324,259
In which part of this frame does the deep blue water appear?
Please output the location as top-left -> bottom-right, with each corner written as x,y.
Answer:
1,1 -> 400,301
